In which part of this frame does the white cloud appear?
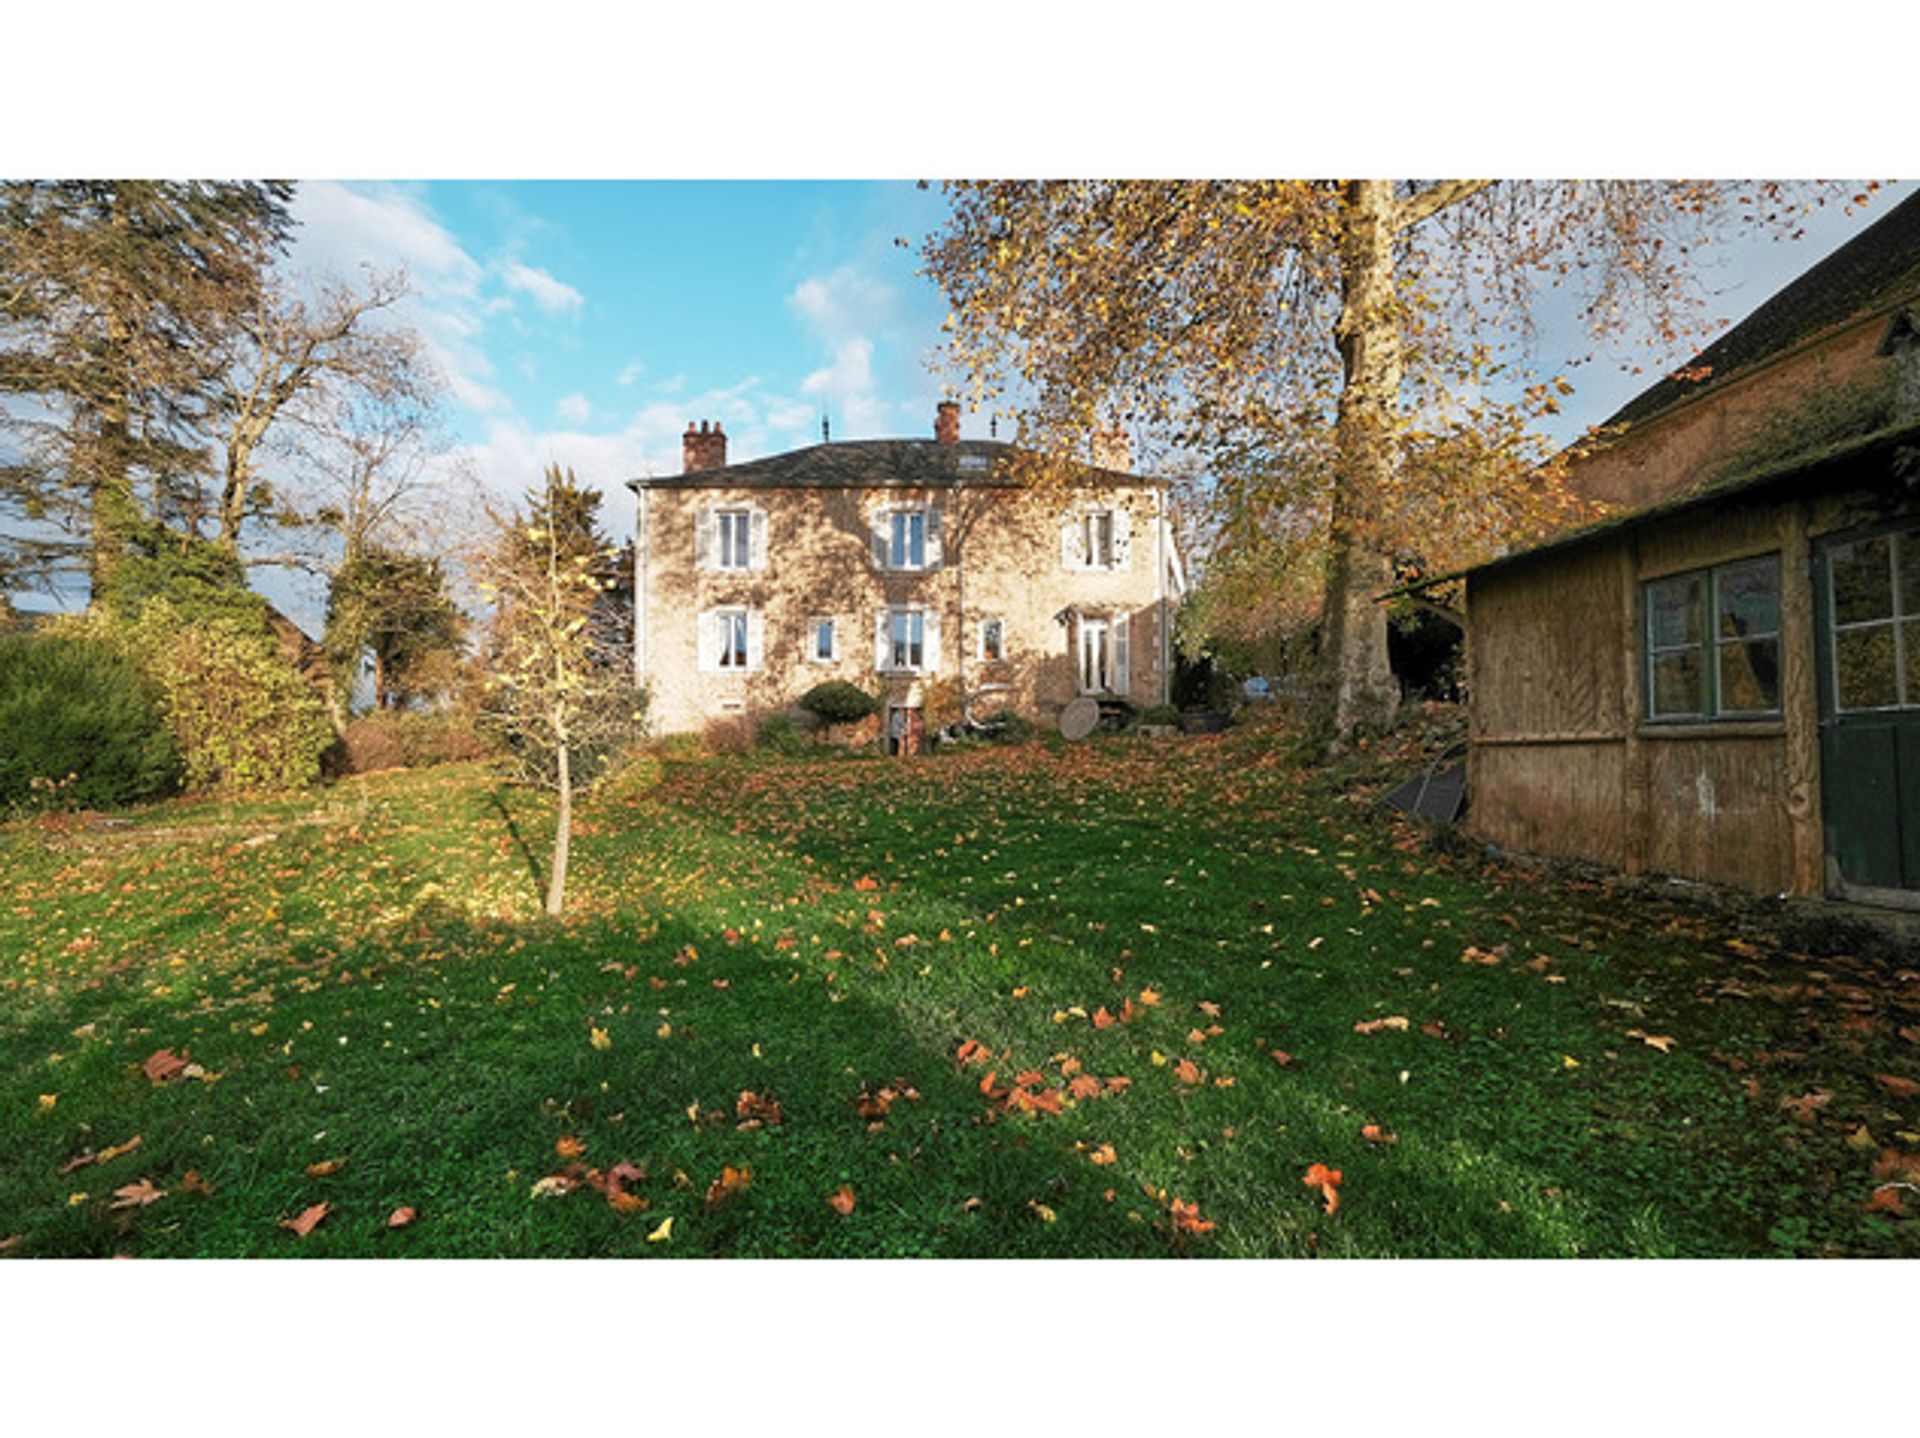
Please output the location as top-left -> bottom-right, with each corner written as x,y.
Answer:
556,393 -> 592,424
787,266 -> 894,343
616,360 -> 646,386
501,262 -> 584,315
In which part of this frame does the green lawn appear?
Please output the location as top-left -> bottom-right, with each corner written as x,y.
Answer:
3,726 -> 1917,1258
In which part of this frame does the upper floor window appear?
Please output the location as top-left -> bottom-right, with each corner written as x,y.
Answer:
716,509 -> 752,570
980,617 -> 1006,663
1086,510 -> 1115,569
891,509 -> 927,569
811,617 -> 837,663
1644,554 -> 1781,719
1061,503 -> 1130,571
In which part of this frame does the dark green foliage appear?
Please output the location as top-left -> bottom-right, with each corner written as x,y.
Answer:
756,711 -> 811,756
1138,704 -> 1181,726
799,681 -> 882,724
93,523 -> 270,634
0,630 -> 181,810
326,546 -> 465,710
973,706 -> 1032,742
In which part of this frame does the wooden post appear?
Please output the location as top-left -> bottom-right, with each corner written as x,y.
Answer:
1778,499 -> 1822,895
1621,536 -> 1650,874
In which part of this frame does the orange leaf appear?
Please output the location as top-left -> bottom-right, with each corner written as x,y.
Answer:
956,1038 -> 990,1065
1068,1074 -> 1102,1099
1196,1001 -> 1221,1018
387,1206 -> 417,1228
180,1169 -> 212,1196
1058,1056 -> 1082,1077
1088,1143 -> 1117,1166
1174,1059 -> 1202,1085
1026,1087 -> 1064,1115
1862,1185 -> 1910,1217
1875,1074 -> 1920,1100
1270,1049 -> 1295,1067
1104,1075 -> 1131,1093
705,1165 -> 752,1205
109,1178 -> 166,1210
555,1135 -> 586,1159
1137,988 -> 1161,1007
1302,1163 -> 1343,1216
1014,1069 -> 1045,1089
281,1201 -> 330,1237
1360,1123 -> 1398,1145
1168,1197 -> 1214,1234
142,1049 -> 187,1084
305,1158 -> 346,1177
827,1184 -> 856,1216
853,876 -> 879,891
1092,1007 -> 1115,1030
1781,1090 -> 1831,1123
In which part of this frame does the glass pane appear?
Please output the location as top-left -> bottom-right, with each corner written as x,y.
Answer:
1650,650 -> 1703,717
1831,536 -> 1893,625
1718,636 -> 1780,713
1836,623 -> 1898,710
1908,621 -> 1920,706
1900,531 -> 1920,618
909,514 -> 925,568
1647,574 -> 1702,648
1716,556 -> 1779,639
891,513 -> 906,566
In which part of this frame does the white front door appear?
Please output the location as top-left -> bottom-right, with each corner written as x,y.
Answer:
1079,617 -> 1110,693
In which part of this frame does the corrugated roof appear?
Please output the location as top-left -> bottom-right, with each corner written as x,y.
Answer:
1606,190 -> 1920,430
625,438 -> 1157,491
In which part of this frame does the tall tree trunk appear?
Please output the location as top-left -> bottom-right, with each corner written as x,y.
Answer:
373,651 -> 388,711
1322,178 -> 1403,742
545,738 -> 571,918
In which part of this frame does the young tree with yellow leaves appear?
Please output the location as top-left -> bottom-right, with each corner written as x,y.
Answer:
474,465 -> 646,917
923,180 -> 1874,741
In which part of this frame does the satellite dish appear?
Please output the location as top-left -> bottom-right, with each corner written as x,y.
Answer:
1059,697 -> 1100,741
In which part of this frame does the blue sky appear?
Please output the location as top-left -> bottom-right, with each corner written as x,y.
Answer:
289,179 -> 1913,541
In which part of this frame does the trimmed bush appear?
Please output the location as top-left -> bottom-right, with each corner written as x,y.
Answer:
975,707 -> 1032,743
118,602 -> 335,792
340,710 -> 496,774
799,681 -> 882,725
0,631 -> 182,812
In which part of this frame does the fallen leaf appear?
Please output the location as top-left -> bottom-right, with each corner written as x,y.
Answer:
1092,1006 -> 1116,1030
180,1169 -> 212,1196
1270,1049 -> 1295,1067
97,1135 -> 142,1164
1088,1143 -> 1117,1166
1104,1075 -> 1131,1093
589,1026 -> 612,1051
827,1184 -> 857,1216
1360,1123 -> 1398,1145
1353,1016 -> 1410,1035
1862,1185 -> 1910,1217
956,1038 -> 990,1065
1167,1197 -> 1214,1234
1174,1059 -> 1202,1085
142,1049 -> 187,1084
853,875 -> 879,891
280,1201 -> 329,1237
530,1174 -> 578,1198
705,1165 -> 752,1205
1068,1074 -> 1102,1099
109,1178 -> 166,1210
1137,988 -> 1161,1007
1302,1163 -> 1343,1216
305,1158 -> 346,1177
1028,1199 -> 1057,1223
646,1216 -> 674,1242
1875,1074 -> 1920,1100
37,1093 -> 56,1112
1781,1090 -> 1832,1124
1196,1001 -> 1222,1018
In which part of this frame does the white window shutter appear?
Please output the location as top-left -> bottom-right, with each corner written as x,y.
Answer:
1113,610 -> 1132,696
874,610 -> 890,672
694,507 -> 713,570
697,608 -> 718,672
750,509 -> 768,571
746,611 -> 765,670
925,508 -> 943,568
923,608 -> 941,673
1112,505 -> 1132,570
1060,512 -> 1081,570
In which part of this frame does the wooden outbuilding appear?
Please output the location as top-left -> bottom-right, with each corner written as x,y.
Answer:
1449,192 -> 1920,911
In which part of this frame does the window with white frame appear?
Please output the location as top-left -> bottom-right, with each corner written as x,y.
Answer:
1078,616 -> 1110,692
888,608 -> 925,670
979,616 -> 1006,662
889,508 -> 928,570
811,617 -> 837,663
716,609 -> 749,669
715,509 -> 752,570
1086,509 -> 1115,570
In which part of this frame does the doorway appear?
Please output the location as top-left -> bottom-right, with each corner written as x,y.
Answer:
886,704 -> 924,757
1814,521 -> 1920,905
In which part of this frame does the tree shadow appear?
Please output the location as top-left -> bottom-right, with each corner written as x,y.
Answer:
485,784 -> 546,900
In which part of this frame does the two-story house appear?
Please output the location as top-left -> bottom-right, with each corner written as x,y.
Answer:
627,403 -> 1183,746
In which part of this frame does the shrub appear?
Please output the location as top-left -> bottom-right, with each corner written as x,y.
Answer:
120,601 -> 335,792
757,710 -> 812,756
340,710 -> 497,774
975,707 -> 1032,743
701,714 -> 755,753
1139,704 -> 1181,726
0,631 -> 183,812
799,681 -> 882,725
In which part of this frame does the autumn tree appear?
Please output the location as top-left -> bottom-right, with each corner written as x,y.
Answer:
325,546 -> 464,712
475,466 -> 646,917
0,181 -> 293,592
923,180 -> 1868,740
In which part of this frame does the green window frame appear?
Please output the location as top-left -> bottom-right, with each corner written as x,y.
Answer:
1643,553 -> 1782,721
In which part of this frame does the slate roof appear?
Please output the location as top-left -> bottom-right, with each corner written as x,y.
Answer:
625,438 -> 1158,491
1606,189 -> 1920,430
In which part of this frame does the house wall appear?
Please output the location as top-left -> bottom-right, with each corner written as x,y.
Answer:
1570,315 -> 1896,513
634,479 -> 1170,736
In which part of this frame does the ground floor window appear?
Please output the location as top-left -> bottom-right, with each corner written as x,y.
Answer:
716,609 -> 749,670
1643,554 -> 1781,719
1079,617 -> 1110,692
811,617 -> 836,663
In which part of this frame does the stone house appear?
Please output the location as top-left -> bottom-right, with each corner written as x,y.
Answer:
626,403 -> 1184,746
1446,189 -> 1920,910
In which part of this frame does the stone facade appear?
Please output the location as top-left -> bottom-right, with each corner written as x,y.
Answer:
628,416 -> 1180,739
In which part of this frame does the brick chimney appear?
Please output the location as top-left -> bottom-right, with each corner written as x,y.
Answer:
934,401 -> 960,446
682,420 -> 727,474
1090,424 -> 1131,472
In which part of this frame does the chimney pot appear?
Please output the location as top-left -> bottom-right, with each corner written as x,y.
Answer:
935,401 -> 961,446
682,418 -> 728,473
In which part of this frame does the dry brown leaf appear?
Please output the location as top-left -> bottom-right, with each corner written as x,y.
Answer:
280,1201 -> 330,1237
304,1159 -> 346,1178
142,1049 -> 187,1084
1353,1016 -> 1410,1035
387,1206 -> 417,1228
827,1184 -> 856,1216
1360,1123 -> 1398,1145
1875,1073 -> 1920,1100
109,1178 -> 165,1210
555,1135 -> 586,1159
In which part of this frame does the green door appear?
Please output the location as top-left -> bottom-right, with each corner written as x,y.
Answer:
1814,522 -> 1920,904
